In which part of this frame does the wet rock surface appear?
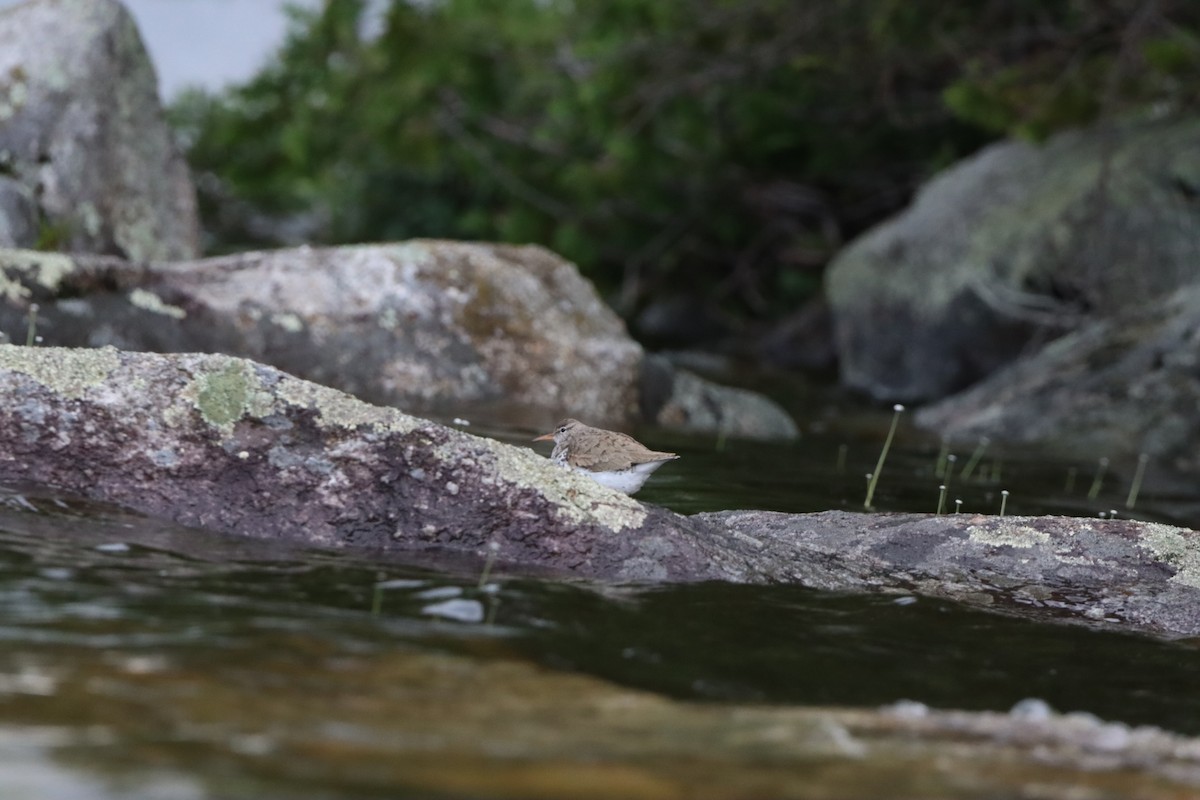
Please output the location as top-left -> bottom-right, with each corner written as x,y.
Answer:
698,509 -> 1200,638
0,0 -> 199,261
17,641 -> 1200,800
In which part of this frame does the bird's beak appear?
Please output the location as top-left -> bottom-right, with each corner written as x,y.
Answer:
532,432 -> 555,442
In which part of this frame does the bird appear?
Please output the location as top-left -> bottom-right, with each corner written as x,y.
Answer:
533,418 -> 679,494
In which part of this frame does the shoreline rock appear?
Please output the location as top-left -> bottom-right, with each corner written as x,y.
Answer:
2,345 -> 1200,639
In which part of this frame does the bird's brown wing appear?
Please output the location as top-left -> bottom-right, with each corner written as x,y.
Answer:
569,429 -> 677,472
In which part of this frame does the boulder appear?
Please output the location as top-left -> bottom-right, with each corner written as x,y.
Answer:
0,344 -> 719,582
640,354 -> 799,440
0,243 -> 797,437
3,345 -> 1200,638
915,283 -> 1200,476
0,0 -> 199,260
826,116 -> 1200,402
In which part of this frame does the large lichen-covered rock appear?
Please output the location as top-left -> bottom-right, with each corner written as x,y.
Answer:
0,243 -> 798,437
2,346 -> 1200,639
826,116 -> 1200,402
0,0 -> 199,260
915,283 -> 1200,476
0,344 -> 722,580
145,241 -> 642,427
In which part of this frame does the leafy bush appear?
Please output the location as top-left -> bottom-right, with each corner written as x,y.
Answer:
171,0 -> 1200,318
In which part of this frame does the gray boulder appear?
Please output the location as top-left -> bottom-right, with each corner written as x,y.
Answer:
641,354 -> 799,440
916,283 -> 1200,476
0,243 -> 797,437
826,116 -> 1200,402
0,0 -> 199,260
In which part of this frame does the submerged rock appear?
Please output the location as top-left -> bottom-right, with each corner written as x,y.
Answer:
24,641 -> 1200,799
640,354 -> 799,440
0,0 -> 199,260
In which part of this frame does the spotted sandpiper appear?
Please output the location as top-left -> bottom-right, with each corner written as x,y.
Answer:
533,418 -> 679,494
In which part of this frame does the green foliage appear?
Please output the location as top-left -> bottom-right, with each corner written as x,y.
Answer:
35,218 -> 70,252
172,0 -> 1200,319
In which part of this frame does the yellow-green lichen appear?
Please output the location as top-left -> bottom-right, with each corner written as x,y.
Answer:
474,436 -> 648,532
275,374 -> 420,433
0,249 -> 77,301
128,288 -> 186,319
194,358 -> 268,431
967,520 -> 1051,548
0,343 -> 120,398
1139,523 -> 1200,589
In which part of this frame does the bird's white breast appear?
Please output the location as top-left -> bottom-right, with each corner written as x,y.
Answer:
573,459 -> 672,494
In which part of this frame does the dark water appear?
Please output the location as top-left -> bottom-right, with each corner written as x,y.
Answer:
1,393 -> 1199,797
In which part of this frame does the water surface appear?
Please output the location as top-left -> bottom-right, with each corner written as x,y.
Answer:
0,397 -> 1197,798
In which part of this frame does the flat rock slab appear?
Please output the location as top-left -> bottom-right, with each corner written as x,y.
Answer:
3,345 -> 1200,639
699,509 -> 1200,638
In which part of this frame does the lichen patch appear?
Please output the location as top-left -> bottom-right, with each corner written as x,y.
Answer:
275,374 -> 421,433
967,521 -> 1051,548
194,358 -> 256,431
270,312 -> 304,333
1139,523 -> 1200,589
0,249 -> 78,301
475,436 -> 648,532
0,343 -> 120,397
129,288 -> 187,319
